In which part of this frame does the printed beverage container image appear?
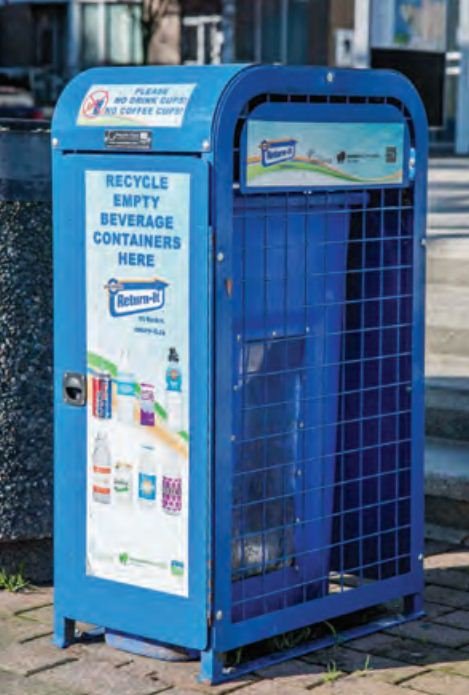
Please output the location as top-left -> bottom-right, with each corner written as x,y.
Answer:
116,350 -> 136,424
165,347 -> 183,432
140,383 -> 155,426
138,444 -> 157,507
113,462 -> 133,504
91,372 -> 112,419
162,451 -> 183,515
92,432 -> 111,504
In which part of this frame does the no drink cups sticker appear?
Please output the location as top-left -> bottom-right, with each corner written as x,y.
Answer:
76,84 -> 196,128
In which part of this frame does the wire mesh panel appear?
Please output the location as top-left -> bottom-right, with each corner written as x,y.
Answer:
228,112 -> 415,625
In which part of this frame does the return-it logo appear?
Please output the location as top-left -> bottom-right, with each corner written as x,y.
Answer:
259,138 -> 297,167
104,277 -> 168,317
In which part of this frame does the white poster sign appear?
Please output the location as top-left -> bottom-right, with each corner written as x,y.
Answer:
86,169 -> 190,596
77,84 -> 195,127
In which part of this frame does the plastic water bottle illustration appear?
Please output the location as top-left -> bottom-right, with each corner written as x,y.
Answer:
162,451 -> 183,516
92,432 -> 111,504
116,350 -> 135,424
165,348 -> 183,432
138,444 -> 157,507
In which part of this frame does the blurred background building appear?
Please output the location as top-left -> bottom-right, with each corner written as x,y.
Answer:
0,0 -> 468,152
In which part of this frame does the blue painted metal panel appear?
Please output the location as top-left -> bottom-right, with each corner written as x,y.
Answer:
52,65 -> 249,154
53,153 -> 210,650
210,65 -> 427,657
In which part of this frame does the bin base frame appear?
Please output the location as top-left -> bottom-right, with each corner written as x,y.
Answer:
53,591 -> 424,685
199,592 -> 424,685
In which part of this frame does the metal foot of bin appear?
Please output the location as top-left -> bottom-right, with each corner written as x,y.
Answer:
53,615 -> 75,648
199,648 -> 225,684
404,591 -> 424,618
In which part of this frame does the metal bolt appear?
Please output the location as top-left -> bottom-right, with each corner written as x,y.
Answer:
420,238 -> 427,247
305,327 -> 311,334
230,434 -> 236,442
217,251 -> 225,262
272,330 -> 277,337
233,384 -> 238,391
296,517 -> 301,524
406,385 -> 412,393
418,553 -> 424,562
202,139 -> 210,150
326,71 -> 334,83
52,137 -> 59,147
215,610 -> 223,621
296,468 -> 302,477
298,421 -> 304,429
236,334 -> 242,342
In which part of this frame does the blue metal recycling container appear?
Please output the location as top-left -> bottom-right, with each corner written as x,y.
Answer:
52,65 -> 427,684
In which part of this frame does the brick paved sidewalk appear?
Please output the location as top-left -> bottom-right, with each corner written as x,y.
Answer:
2,540 -> 469,694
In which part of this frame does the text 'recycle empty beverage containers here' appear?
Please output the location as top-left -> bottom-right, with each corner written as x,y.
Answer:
53,65 -> 427,684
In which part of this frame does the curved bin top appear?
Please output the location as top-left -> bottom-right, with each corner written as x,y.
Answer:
52,64 -> 427,156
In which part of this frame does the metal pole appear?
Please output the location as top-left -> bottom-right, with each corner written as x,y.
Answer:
221,0 -> 236,62
66,0 -> 81,77
353,0 -> 371,68
254,0 -> 262,63
281,0 -> 288,64
456,0 -> 469,154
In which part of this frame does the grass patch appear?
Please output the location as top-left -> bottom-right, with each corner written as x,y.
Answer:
0,565 -> 29,592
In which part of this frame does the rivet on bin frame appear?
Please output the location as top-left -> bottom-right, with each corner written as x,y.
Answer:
217,251 -> 225,262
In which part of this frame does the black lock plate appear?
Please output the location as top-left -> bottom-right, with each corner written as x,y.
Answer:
63,372 -> 86,407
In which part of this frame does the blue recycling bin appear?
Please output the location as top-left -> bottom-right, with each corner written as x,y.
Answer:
52,65 -> 427,684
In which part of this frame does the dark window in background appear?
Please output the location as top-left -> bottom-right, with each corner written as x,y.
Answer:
371,48 -> 445,128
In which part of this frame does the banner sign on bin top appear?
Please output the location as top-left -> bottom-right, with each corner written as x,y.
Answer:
77,84 -> 195,128
244,120 -> 406,190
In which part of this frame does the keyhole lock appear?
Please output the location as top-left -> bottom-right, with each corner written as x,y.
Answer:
63,372 -> 86,407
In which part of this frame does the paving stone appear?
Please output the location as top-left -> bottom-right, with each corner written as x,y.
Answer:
0,617 -> 53,648
422,603 -> 453,619
304,646 -> 424,684
15,604 -> 53,626
232,679 -> 320,694
255,658 -> 325,688
0,588 -> 53,618
347,632 -> 466,667
424,569 -> 469,591
301,674 -> 405,694
432,609 -> 469,631
0,634 -> 81,676
28,658 -> 168,695
424,584 -> 469,609
146,659 -> 254,694
385,618 -> 469,648
0,668 -> 83,695
404,670 -> 469,695
78,641 -> 133,666
424,541 -> 455,557
424,551 -> 469,572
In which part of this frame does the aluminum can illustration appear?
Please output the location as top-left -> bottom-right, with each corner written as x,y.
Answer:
92,371 -> 112,419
